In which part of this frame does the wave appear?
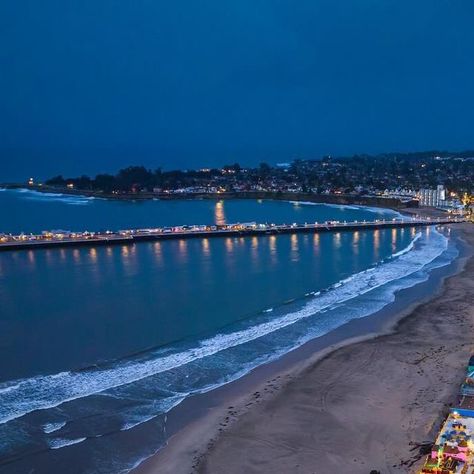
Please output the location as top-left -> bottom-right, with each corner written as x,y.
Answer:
289,200 -> 360,211
43,421 -> 67,434
0,228 -> 448,426
392,232 -> 422,258
0,382 -> 21,394
12,188 -> 94,205
49,437 -> 87,450
287,200 -> 402,217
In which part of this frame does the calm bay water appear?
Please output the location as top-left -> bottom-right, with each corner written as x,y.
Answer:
0,189 -> 456,473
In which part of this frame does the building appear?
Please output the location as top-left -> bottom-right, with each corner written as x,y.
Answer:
418,185 -> 446,207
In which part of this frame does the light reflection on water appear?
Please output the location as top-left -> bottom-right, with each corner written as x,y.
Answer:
313,232 -> 320,256
373,229 -> 380,258
214,200 -> 226,226
391,227 -> 397,252
225,237 -> 234,253
353,231 -> 360,256
153,242 -> 163,264
178,239 -> 188,261
290,233 -> 298,262
27,250 -> 35,265
201,238 -> 210,256
270,234 -> 278,264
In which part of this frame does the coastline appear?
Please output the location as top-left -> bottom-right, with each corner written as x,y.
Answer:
133,217 -> 474,474
1,184 -> 414,210
133,219 -> 474,474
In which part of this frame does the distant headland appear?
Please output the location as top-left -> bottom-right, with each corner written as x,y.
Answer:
3,150 -> 474,211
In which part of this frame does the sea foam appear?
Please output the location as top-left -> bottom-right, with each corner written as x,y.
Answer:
14,188 -> 94,205
43,421 -> 67,434
49,437 -> 87,450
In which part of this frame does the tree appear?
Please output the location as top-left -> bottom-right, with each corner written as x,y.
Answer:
45,175 -> 66,186
116,166 -> 154,191
74,175 -> 92,190
258,162 -> 271,177
93,174 -> 116,193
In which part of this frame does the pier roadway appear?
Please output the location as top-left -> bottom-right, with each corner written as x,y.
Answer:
0,217 -> 464,252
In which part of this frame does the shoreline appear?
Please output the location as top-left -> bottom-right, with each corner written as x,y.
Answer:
1,184 -> 416,210
133,220 -> 474,474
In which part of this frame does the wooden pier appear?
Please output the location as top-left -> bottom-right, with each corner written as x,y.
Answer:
0,217 -> 464,252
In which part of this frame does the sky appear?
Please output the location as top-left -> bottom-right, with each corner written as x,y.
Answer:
1,0 -> 474,181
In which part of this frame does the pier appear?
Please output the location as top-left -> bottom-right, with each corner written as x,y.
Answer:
0,216 -> 464,252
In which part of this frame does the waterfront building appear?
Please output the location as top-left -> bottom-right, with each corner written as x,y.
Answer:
417,186 -> 446,207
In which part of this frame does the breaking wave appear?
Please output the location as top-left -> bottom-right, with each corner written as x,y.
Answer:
287,200 -> 402,217
13,188 -> 94,206
43,422 -> 67,434
49,437 -> 87,450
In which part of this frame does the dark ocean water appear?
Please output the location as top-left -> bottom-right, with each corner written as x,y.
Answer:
0,189 -> 457,473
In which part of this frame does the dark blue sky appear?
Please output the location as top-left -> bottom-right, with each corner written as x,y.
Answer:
1,1 -> 474,180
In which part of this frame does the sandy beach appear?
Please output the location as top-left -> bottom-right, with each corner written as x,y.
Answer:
135,219 -> 474,474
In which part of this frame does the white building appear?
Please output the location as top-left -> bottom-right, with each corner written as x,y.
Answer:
417,185 -> 446,207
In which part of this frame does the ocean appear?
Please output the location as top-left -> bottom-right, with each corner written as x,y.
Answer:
0,189 -> 458,473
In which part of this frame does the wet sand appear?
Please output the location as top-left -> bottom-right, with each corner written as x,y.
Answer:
136,220 -> 474,474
